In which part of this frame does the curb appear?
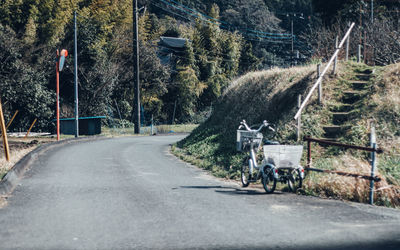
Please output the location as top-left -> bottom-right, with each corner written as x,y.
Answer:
0,136 -> 109,195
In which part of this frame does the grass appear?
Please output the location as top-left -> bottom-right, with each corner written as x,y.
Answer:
172,61 -> 400,208
101,124 -> 198,137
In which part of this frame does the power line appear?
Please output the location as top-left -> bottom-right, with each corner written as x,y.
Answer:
151,0 -> 298,46
167,0 -> 293,37
157,0 -> 294,39
153,1 -> 311,53
150,2 -> 193,22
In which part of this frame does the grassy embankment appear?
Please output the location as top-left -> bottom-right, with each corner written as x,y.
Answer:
172,61 -> 400,208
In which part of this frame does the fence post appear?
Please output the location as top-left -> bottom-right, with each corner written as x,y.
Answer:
172,100 -> 177,125
307,139 -> 312,168
333,36 -> 339,75
363,30 -> 367,64
317,64 -> 322,105
358,44 -> 362,63
369,122 -> 377,205
151,114 -> 154,135
346,35 -> 350,61
297,95 -> 302,142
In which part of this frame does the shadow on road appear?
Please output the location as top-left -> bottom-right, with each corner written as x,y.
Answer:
190,241 -> 400,250
179,185 -> 284,196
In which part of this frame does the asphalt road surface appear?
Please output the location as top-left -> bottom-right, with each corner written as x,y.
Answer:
1,135 -> 400,250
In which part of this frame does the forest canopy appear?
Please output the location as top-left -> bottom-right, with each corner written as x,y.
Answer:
1,0 -> 399,131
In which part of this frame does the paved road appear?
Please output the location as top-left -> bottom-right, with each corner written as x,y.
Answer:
0,135 -> 400,250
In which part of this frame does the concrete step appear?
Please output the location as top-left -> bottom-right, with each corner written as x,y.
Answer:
342,91 -> 364,104
355,74 -> 371,81
355,68 -> 373,74
350,80 -> 369,90
331,112 -> 351,124
319,137 -> 339,143
322,125 -> 351,138
329,104 -> 353,112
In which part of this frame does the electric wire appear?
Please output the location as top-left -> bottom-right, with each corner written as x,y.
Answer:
165,0 -> 293,37
157,0 -> 294,39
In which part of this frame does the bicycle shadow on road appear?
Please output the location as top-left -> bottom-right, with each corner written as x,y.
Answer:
179,185 -> 285,196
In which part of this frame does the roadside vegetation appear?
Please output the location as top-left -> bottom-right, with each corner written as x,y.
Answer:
0,137 -> 56,179
101,123 -> 197,136
172,61 -> 400,208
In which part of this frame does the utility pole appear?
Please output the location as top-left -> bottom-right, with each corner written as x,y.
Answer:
133,0 -> 140,134
74,11 -> 79,138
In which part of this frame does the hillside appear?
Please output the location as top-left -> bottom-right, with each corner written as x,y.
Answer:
173,61 -> 400,207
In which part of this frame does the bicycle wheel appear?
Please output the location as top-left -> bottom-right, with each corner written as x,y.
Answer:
288,168 -> 303,193
262,166 -> 276,194
241,157 -> 251,187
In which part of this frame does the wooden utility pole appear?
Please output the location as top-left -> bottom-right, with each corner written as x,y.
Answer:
0,99 -> 10,161
133,0 -> 140,134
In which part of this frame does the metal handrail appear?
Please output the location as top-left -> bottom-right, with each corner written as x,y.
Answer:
294,22 -> 356,120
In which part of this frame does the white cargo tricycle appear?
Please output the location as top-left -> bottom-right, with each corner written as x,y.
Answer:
236,120 -> 305,194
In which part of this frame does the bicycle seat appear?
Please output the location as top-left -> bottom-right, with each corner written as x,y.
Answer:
263,139 -> 279,145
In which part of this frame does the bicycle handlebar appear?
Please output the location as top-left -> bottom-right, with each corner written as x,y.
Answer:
238,120 -> 275,133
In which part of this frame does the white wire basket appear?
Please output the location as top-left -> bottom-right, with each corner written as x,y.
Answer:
262,145 -> 303,169
236,130 -> 263,152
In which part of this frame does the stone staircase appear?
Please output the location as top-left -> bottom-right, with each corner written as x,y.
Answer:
322,67 -> 373,141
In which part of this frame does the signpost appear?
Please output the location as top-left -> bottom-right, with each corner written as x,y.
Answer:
56,49 -> 68,141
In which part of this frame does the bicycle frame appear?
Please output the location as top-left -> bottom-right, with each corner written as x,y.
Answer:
248,144 -> 279,181
238,119 -> 305,193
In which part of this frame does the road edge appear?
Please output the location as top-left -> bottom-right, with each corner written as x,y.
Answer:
0,136 -> 109,195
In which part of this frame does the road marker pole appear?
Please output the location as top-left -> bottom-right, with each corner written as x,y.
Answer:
56,50 -> 60,141
56,49 -> 68,141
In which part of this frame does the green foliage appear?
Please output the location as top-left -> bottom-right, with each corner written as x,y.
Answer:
0,24 -> 54,131
239,42 -> 259,74
175,66 -> 205,120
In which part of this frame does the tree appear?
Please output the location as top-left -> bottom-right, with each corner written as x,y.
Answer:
0,24 -> 54,131
174,66 -> 206,120
239,42 -> 259,74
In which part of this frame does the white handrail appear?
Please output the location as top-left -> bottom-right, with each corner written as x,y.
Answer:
294,22 -> 356,120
